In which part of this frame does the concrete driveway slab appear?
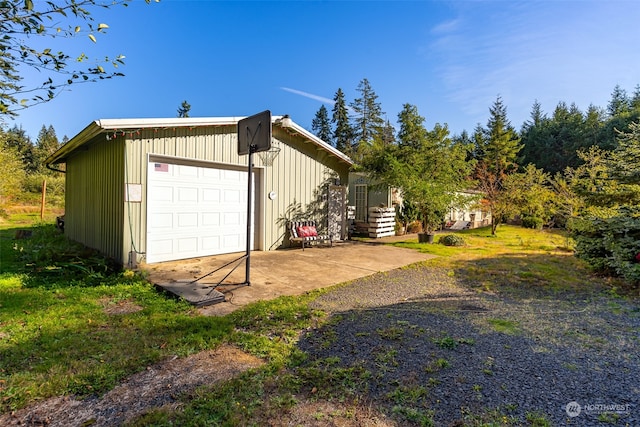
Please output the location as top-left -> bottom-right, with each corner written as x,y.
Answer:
144,239 -> 435,316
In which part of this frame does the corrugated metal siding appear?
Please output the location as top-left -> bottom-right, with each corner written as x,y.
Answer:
65,138 -> 124,263
83,124 -> 350,264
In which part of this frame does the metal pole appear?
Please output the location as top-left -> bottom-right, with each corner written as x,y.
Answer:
245,146 -> 254,286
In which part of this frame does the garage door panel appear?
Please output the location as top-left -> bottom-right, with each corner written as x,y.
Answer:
223,234 -> 242,249
201,236 -> 221,250
224,169 -> 242,181
178,187 -> 198,202
152,239 -> 174,256
202,168 -> 221,179
201,212 -> 220,226
177,212 -> 198,228
147,161 -> 256,263
177,165 -> 198,177
202,188 -> 221,202
177,237 -> 198,253
149,185 -> 174,202
150,213 -> 173,228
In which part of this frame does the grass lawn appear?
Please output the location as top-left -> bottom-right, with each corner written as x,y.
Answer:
1,214 -> 636,426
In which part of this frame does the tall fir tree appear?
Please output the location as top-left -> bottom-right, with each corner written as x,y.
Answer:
475,96 -> 523,234
331,88 -> 353,155
397,103 -> 427,152
3,125 -> 34,173
519,100 -> 549,169
33,125 -> 61,174
350,78 -> 385,157
177,100 -> 191,118
607,84 -> 630,117
311,105 -> 332,145
482,95 -> 522,174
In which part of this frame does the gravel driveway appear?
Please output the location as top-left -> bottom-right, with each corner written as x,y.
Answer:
297,265 -> 640,426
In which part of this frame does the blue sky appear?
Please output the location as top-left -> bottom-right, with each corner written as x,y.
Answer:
7,0 -> 640,142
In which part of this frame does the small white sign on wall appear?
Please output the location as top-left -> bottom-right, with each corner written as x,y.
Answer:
125,183 -> 142,202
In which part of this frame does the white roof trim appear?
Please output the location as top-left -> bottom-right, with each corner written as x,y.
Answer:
46,115 -> 353,166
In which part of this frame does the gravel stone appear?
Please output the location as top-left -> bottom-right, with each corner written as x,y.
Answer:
299,265 -> 639,426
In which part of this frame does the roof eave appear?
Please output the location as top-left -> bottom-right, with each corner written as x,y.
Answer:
46,116 -> 354,167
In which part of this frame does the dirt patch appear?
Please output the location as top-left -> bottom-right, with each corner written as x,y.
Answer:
98,297 -> 144,315
272,399 -> 397,426
1,345 -> 264,427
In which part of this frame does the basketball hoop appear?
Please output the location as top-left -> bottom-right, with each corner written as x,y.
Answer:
257,146 -> 281,166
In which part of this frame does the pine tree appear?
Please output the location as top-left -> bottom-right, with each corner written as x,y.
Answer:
350,78 -> 385,153
483,95 -> 522,174
3,125 -> 34,173
607,85 -> 630,117
311,105 -> 332,145
475,96 -> 523,234
177,100 -> 191,118
33,125 -> 61,174
397,103 -> 427,152
519,100 -> 549,169
331,88 -> 353,155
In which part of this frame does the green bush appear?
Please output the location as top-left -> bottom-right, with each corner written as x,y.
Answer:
522,215 -> 544,230
439,234 -> 465,247
571,207 -> 640,285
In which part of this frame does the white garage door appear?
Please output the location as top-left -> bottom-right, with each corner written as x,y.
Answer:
146,161 -> 255,263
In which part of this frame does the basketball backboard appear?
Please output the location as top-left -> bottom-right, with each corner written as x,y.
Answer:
238,110 -> 272,155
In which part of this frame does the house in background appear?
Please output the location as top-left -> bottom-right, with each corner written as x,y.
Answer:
347,173 -> 491,233
46,115 -> 353,267
444,191 -> 492,230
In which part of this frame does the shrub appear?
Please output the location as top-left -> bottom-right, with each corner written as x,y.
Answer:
571,207 -> 640,285
406,220 -> 423,233
439,234 -> 465,247
521,215 -> 544,230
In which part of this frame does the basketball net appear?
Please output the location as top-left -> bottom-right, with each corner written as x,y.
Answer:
257,146 -> 281,166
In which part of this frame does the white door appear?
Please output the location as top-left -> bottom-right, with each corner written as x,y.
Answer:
146,161 -> 255,263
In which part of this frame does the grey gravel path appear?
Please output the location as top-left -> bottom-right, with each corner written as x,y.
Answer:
298,266 -> 640,426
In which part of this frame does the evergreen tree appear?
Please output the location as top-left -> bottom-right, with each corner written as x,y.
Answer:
599,85 -> 640,150
177,100 -> 191,118
379,120 -> 396,147
607,84 -> 630,117
570,122 -> 640,284
331,88 -> 353,155
583,104 -> 605,148
631,85 -> 640,111
33,125 -> 61,174
519,100 -> 549,169
3,125 -> 34,173
311,105 -> 332,144
396,103 -> 427,153
470,123 -> 486,161
350,78 -> 385,155
475,96 -> 523,234
482,95 -> 522,174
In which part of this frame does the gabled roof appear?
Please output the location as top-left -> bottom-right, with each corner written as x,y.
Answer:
46,115 -> 353,166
